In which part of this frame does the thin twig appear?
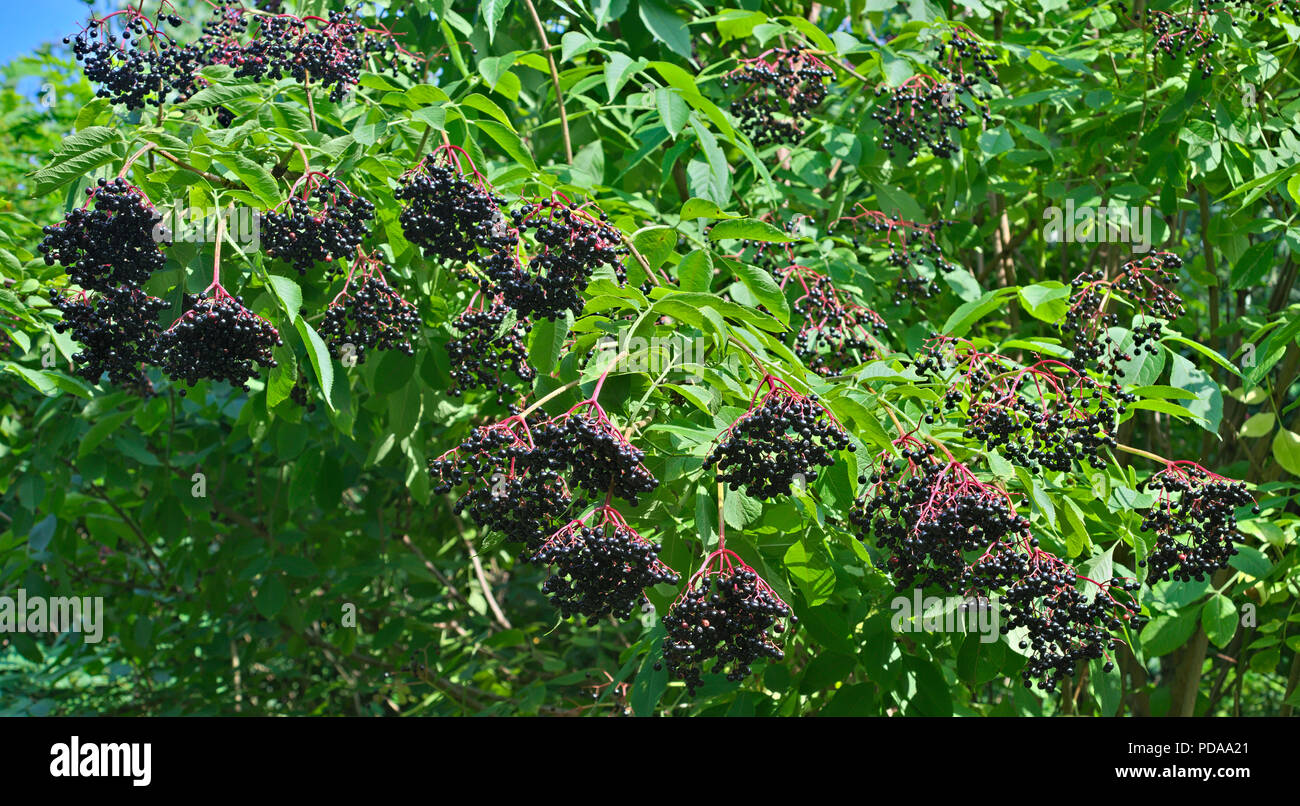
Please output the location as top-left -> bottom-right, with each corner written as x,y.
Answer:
521,0 -> 572,161
463,537 -> 513,630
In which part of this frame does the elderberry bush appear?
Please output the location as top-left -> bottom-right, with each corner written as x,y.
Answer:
446,300 -> 535,403
395,159 -> 509,265
528,514 -> 679,624
319,274 -> 421,365
530,409 -> 659,505
1139,466 -> 1257,582
659,565 -> 792,695
39,179 -> 166,291
153,292 -> 281,392
262,178 -> 375,275
704,387 -> 853,499
52,286 -> 168,396
483,200 -> 628,320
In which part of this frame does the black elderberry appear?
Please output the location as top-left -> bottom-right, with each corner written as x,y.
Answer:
530,402 -> 659,505
52,286 -> 167,396
704,376 -> 853,499
319,265 -> 421,365
395,149 -> 510,266
726,48 -> 834,147
661,554 -> 792,695
446,296 -> 535,404
483,197 -> 629,320
262,175 -> 374,275
152,289 -> 281,392
429,414 -> 573,552
1138,463 -> 1254,583
528,506 -> 679,624
39,178 -> 166,292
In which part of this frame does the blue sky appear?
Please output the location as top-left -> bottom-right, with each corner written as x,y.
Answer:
0,1 -> 113,65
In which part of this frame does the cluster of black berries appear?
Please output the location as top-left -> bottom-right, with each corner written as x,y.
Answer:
1138,465 -> 1257,582
704,384 -> 853,499
659,565 -> 793,695
484,201 -> 628,320
833,213 -> 958,304
395,158 -> 509,265
988,557 -> 1140,693
910,340 -> 1126,473
446,299 -> 535,404
795,307 -> 886,377
429,417 -> 572,552
781,266 -> 887,376
1060,253 -> 1185,381
960,391 -> 1120,473
39,179 -> 166,290
319,273 -> 420,365
724,49 -> 834,147
1148,8 -> 1219,78
40,179 -> 170,394
232,8 -> 406,100
52,287 -> 168,396
290,369 -> 317,412
933,29 -> 999,109
1220,0 -> 1300,21
68,12 -> 196,110
527,512 -> 679,624
531,407 -> 660,505
872,79 -> 973,160
262,178 -> 374,275
152,291 -> 281,392
850,449 -> 1031,590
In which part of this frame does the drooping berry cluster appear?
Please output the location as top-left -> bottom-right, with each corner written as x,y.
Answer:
69,3 -> 419,110
528,506 -> 679,624
319,253 -> 420,365
152,288 -> 281,392
850,440 -> 1031,590
872,75 -> 973,161
67,5 -> 194,110
777,263 -> 887,376
724,48 -> 834,147
446,295 -> 535,404
39,178 -> 166,291
983,554 -> 1141,693
429,414 -> 572,552
909,335 -> 1124,473
262,174 -> 374,275
1060,252 -> 1185,381
1138,462 -> 1257,582
484,196 -> 628,320
932,27 -> 999,110
530,400 -> 660,506
833,208 -> 959,303
222,7 -> 417,100
704,375 -> 853,499
1148,7 -> 1220,78
40,179 -> 169,395
659,551 -> 793,695
52,287 -> 168,395
395,148 -> 510,266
